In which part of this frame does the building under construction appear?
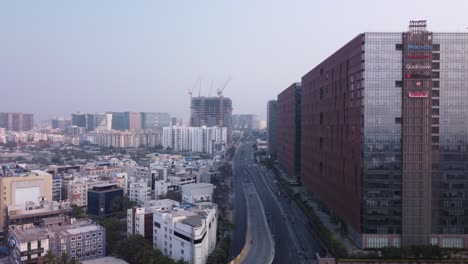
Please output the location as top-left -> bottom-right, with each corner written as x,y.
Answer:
190,96 -> 232,134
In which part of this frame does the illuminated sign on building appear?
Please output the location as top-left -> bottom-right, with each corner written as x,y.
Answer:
407,54 -> 431,59
407,44 -> 432,51
408,91 -> 429,98
406,64 -> 432,70
405,73 -> 432,79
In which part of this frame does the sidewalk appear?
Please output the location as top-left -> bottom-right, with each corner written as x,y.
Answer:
273,165 -> 361,256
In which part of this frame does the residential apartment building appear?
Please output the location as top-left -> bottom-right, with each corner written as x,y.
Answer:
181,183 -> 213,204
0,113 -> 34,131
129,180 -> 152,206
9,217 -> 106,263
51,118 -> 72,129
87,130 -> 160,148
300,21 -> 468,249
152,200 -> 217,264
127,207 -> 155,242
67,178 -> 93,207
162,126 -> 227,154
231,114 -> 260,131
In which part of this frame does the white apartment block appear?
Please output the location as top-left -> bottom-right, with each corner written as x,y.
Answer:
67,179 -> 88,207
151,200 -> 218,264
127,207 -> 151,239
87,130 -> 160,148
181,183 -> 214,204
154,180 -> 170,198
128,180 -> 152,206
67,179 -> 104,207
112,173 -> 128,195
170,174 -> 197,187
162,126 -> 227,154
127,200 -> 178,240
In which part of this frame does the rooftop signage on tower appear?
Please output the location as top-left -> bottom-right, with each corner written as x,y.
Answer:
405,64 -> 432,70
407,44 -> 432,51
408,20 -> 428,32
408,91 -> 428,98
407,54 -> 431,59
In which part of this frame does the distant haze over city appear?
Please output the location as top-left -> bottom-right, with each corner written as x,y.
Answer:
1,1 -> 467,121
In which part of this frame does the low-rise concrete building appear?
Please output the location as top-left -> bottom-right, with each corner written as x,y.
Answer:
9,217 -> 106,263
128,180 -> 151,206
181,183 -> 214,204
153,201 -> 217,264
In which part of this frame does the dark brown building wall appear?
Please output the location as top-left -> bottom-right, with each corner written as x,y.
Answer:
301,35 -> 364,233
277,83 -> 300,177
401,31 -> 434,246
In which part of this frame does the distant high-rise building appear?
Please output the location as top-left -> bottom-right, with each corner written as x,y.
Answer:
126,112 -> 141,130
277,83 -> 301,179
111,112 -> 142,130
155,113 -> 171,128
51,117 -> 72,129
171,117 -> 178,126
86,113 -> 112,131
111,112 -> 127,130
162,126 -> 227,154
0,113 -> 34,131
231,114 -> 260,131
141,112 -> 156,129
190,96 -> 233,141
71,113 -> 87,128
300,22 -> 468,249
267,100 -> 277,156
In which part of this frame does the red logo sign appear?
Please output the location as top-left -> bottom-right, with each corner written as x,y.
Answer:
407,54 -> 431,59
409,91 -> 428,98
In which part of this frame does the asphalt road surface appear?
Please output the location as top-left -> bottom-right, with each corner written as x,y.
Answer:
239,179 -> 274,264
229,143 -> 250,259
230,142 -> 320,263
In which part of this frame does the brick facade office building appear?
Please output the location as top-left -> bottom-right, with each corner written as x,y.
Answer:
277,83 -> 302,179
301,21 -> 468,249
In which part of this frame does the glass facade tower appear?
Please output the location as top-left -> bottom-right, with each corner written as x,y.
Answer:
301,22 -> 468,249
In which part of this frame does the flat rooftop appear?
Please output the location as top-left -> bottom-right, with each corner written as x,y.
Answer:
52,219 -> 103,236
9,226 -> 50,242
82,256 -> 128,264
182,183 -> 214,189
182,215 -> 204,227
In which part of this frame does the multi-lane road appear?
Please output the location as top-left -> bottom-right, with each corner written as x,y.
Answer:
230,142 -> 320,264
239,177 -> 275,263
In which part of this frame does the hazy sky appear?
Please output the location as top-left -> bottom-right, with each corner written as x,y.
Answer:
1,0 -> 467,121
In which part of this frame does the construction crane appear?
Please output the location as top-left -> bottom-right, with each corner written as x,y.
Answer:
217,75 -> 232,97
217,75 -> 232,127
188,78 -> 201,126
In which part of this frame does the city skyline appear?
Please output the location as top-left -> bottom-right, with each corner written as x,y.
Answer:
2,1 -> 468,121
